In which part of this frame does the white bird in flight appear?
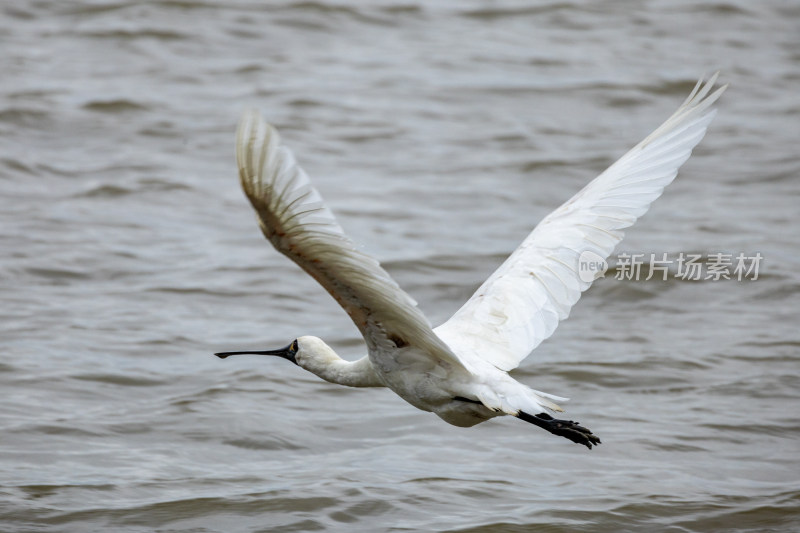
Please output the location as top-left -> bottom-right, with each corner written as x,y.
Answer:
216,73 -> 726,449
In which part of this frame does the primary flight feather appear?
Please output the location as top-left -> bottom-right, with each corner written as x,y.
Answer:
217,74 -> 727,449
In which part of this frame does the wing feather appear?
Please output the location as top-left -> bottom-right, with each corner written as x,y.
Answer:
235,111 -> 470,373
435,74 -> 727,372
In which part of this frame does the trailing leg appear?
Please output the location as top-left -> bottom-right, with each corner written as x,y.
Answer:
517,411 -> 601,449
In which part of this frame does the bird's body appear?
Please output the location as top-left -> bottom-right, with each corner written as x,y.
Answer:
216,74 -> 727,449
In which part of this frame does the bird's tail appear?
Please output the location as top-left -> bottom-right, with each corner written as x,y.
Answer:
530,388 -> 568,413
475,377 -> 568,416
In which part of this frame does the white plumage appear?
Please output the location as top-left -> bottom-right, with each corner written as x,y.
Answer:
217,74 -> 727,449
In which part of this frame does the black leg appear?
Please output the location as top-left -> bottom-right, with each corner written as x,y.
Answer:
517,411 -> 601,450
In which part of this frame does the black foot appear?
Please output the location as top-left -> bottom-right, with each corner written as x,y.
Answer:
517,411 -> 601,450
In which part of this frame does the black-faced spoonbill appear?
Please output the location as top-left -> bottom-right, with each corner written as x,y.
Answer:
216,74 -> 726,449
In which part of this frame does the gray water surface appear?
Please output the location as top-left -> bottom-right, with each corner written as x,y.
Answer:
2,1 -> 799,531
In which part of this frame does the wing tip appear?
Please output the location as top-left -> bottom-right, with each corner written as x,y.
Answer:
236,108 -> 281,154
640,71 -> 727,149
236,107 -> 262,146
687,71 -> 727,110
235,108 -> 284,199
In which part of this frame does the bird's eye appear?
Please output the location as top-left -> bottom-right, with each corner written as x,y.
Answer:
291,339 -> 298,352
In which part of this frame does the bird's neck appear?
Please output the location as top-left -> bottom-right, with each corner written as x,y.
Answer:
304,353 -> 384,388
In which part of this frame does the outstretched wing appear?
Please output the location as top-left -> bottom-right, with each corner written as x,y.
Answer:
435,73 -> 727,372
235,111 -> 470,373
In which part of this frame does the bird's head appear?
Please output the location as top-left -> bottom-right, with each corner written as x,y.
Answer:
215,335 -> 338,373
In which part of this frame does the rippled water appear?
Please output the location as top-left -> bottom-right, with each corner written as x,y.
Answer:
2,1 -> 799,531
